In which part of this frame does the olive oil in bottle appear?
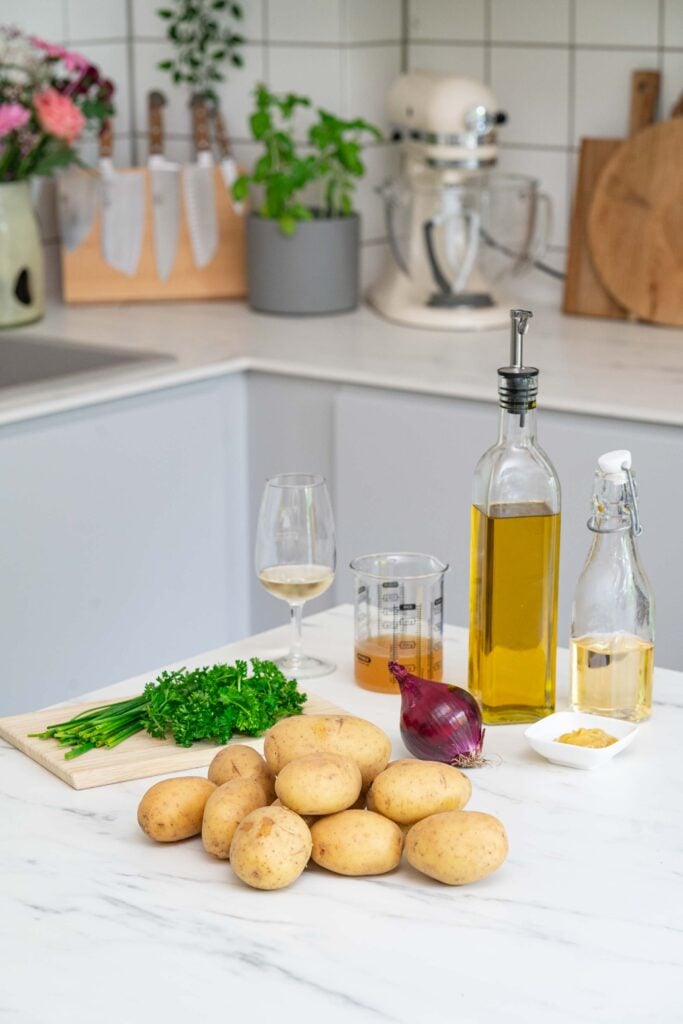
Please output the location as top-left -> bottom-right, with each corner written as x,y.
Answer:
467,311 -> 561,724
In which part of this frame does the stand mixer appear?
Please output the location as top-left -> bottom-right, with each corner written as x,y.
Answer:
369,71 -> 550,331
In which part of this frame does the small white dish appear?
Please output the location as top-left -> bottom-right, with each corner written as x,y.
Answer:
525,711 -> 639,770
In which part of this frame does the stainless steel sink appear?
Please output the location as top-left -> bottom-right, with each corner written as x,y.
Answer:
0,334 -> 171,391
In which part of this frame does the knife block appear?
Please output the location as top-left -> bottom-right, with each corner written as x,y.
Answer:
60,166 -> 247,303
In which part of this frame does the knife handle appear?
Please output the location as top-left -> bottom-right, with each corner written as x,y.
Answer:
148,91 -> 165,157
191,96 -> 212,154
628,70 -> 660,136
99,119 -> 114,159
212,108 -> 232,159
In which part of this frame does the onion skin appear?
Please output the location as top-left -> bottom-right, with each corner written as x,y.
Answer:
389,662 -> 485,768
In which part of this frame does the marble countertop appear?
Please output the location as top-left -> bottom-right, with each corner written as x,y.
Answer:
3,293 -> 683,427
2,605 -> 681,1023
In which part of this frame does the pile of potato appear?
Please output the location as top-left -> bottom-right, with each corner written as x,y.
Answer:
137,713 -> 508,890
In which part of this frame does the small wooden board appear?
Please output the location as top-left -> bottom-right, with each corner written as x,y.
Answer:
0,690 -> 347,790
563,138 -> 628,319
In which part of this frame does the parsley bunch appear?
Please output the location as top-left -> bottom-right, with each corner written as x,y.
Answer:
31,659 -> 306,759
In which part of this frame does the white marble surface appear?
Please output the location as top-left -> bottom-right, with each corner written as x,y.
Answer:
4,294 -> 683,427
1,605 -> 682,1023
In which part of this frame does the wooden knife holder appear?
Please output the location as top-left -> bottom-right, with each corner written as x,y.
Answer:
61,166 -> 247,303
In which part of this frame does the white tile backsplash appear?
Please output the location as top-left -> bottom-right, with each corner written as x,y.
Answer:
344,0 -> 402,42
664,0 -> 683,46
7,0 -> 681,279
490,0 -> 570,44
491,47 -> 569,146
575,0 -> 659,48
573,49 -> 659,143
268,45 -> 343,131
2,0 -> 65,40
268,0 -> 342,43
343,46 -> 402,132
65,0 -> 127,42
408,0 -> 485,41
408,43 -> 486,80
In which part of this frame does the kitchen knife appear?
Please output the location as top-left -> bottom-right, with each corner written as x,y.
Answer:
99,120 -> 145,277
148,91 -> 181,282
211,106 -> 243,214
56,165 -> 101,251
182,96 -> 218,268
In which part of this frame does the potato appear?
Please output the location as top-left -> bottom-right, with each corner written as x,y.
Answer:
208,744 -> 275,801
368,759 -> 471,826
275,753 -> 362,815
405,810 -> 508,885
137,777 -> 216,842
229,806 -> 312,890
311,810 -> 403,876
264,715 -> 391,789
271,798 -> 317,828
202,779 -> 270,859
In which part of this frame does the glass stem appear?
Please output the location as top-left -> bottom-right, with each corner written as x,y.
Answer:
289,603 -> 304,664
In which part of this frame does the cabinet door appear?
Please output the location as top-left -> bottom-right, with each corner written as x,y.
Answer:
0,375 -> 248,714
335,386 -> 683,670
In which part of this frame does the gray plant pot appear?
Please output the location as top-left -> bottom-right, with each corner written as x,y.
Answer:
246,211 -> 360,316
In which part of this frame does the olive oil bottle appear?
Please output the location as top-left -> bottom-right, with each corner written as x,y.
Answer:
468,310 -> 561,724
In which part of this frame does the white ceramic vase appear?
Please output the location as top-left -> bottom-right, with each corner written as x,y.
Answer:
0,180 -> 45,328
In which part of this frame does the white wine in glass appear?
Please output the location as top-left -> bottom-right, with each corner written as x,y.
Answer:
255,473 -> 336,678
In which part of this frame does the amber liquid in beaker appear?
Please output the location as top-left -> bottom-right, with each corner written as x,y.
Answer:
468,501 -> 560,723
355,634 -> 443,693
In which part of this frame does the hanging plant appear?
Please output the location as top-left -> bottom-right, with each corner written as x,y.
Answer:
156,0 -> 245,103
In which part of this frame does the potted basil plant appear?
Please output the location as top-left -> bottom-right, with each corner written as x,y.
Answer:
232,84 -> 381,316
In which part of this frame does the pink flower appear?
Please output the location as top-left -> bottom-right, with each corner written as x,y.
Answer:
34,88 -> 85,144
29,36 -> 67,59
0,103 -> 30,138
63,50 -> 90,73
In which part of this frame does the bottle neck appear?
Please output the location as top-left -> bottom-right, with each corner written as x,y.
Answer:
497,407 -> 538,445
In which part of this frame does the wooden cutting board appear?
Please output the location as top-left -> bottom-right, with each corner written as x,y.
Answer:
588,117 -> 683,326
0,689 -> 348,790
563,70 -> 660,318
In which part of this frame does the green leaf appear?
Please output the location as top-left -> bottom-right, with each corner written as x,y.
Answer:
250,110 -> 271,138
232,175 -> 249,201
158,59 -> 174,70
278,212 -> 297,236
157,7 -> 174,18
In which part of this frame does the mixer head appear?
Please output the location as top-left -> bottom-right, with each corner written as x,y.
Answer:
387,70 -> 507,170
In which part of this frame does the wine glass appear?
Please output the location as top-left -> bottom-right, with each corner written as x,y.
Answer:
255,473 -> 336,678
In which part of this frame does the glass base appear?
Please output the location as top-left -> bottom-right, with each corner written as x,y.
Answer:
275,654 -> 336,680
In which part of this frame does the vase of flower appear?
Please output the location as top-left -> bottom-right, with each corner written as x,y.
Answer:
0,180 -> 44,325
0,27 -> 113,328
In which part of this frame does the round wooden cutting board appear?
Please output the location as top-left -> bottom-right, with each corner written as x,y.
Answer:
588,118 -> 683,326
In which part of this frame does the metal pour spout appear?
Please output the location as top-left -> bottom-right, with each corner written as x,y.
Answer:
510,308 -> 533,368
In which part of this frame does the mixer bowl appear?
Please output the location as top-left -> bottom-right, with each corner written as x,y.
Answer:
379,171 -> 551,310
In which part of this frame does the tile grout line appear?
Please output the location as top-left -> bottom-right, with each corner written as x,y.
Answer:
483,0 -> 492,85
262,0 -> 270,83
126,0 -> 138,166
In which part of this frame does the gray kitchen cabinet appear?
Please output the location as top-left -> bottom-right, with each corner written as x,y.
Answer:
0,375 -> 249,714
334,386 -> 683,671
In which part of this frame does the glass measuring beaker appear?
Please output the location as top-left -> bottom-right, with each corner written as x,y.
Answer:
350,553 -> 448,694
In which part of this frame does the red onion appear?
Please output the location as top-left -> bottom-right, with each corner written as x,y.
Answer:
389,661 -> 485,768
